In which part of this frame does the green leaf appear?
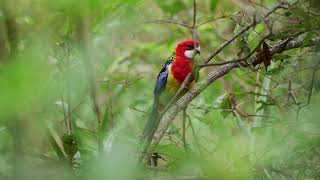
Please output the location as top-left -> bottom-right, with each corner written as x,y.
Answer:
284,11 -> 292,17
88,0 -> 101,9
62,134 -> 79,158
272,54 -> 291,61
98,101 -> 112,151
156,144 -> 188,160
237,31 -> 250,56
154,0 -> 186,14
268,31 -> 293,41
248,24 -> 265,50
255,24 -> 265,34
16,16 -> 34,25
213,93 -> 231,118
303,31 -> 316,46
266,66 -> 284,75
210,0 -> 218,12
315,41 -> 320,53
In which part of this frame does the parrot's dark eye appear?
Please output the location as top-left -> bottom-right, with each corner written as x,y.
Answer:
186,44 -> 194,49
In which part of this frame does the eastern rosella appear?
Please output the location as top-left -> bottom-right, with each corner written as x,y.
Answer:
141,39 -> 200,147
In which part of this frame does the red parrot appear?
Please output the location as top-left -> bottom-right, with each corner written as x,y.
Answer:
140,39 -> 200,147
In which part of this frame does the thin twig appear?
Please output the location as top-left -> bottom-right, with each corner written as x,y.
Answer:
203,3 -> 284,64
60,94 -> 69,134
186,114 -> 202,156
193,0 -> 196,28
145,20 -> 192,29
61,99 -> 86,126
287,80 -> 299,105
198,58 -> 244,68
67,90 -> 72,133
192,0 -> 197,53
77,15 -> 102,125
307,67 -> 318,105
196,15 -> 232,28
199,35 -> 272,68
182,109 -> 188,151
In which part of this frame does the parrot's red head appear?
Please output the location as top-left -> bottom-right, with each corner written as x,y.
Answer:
175,39 -> 200,59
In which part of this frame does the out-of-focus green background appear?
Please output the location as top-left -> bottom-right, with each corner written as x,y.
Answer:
0,0 -> 320,179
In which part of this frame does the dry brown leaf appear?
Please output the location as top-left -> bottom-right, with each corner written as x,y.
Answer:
252,41 -> 272,70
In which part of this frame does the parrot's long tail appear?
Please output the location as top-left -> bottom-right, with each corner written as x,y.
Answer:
140,102 -> 160,147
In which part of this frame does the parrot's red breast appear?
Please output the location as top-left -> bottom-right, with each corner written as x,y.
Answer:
171,56 -> 193,84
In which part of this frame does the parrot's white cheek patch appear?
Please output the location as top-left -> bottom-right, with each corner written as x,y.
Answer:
184,50 -> 195,58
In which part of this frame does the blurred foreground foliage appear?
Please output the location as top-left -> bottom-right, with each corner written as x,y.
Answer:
0,0 -> 320,179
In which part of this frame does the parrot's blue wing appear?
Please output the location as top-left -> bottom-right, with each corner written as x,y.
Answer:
154,56 -> 173,101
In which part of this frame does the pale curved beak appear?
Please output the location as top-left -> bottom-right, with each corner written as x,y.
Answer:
195,46 -> 201,55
